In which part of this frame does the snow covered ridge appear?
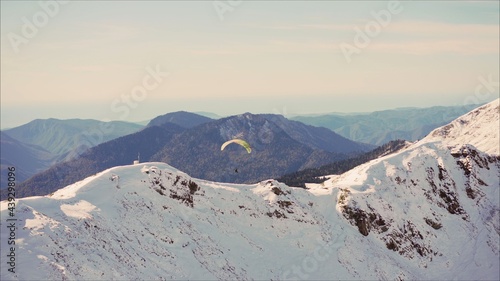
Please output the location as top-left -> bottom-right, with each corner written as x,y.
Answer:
329,142 -> 499,276
1,163 -> 344,280
423,98 -> 499,155
1,101 -> 499,280
1,156 -> 498,279
323,99 -> 499,279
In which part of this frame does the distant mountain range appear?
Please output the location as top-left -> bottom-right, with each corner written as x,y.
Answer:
0,132 -> 53,188
7,112 -> 369,199
293,104 -> 481,145
0,119 -> 143,189
9,124 -> 184,199
3,119 -> 144,161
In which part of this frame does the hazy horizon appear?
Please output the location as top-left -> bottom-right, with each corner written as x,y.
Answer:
1,99 -> 495,130
1,1 -> 499,129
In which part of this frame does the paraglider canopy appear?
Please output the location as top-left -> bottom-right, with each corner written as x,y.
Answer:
221,139 -> 252,153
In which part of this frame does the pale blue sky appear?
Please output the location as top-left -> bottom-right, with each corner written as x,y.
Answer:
1,1 -> 499,128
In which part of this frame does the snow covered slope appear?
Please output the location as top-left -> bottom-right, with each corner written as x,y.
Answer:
423,98 -> 499,155
321,99 -> 499,279
1,100 -> 498,280
1,163 -> 356,280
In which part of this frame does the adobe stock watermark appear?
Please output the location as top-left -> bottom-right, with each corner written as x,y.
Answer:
8,0 -> 71,53
340,1 -> 403,63
111,64 -> 170,120
448,73 -> 499,137
272,105 -> 290,119
213,0 -> 243,21
464,74 -> 499,106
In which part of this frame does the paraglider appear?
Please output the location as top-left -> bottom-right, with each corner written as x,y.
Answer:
220,139 -> 252,153
221,138 -> 251,174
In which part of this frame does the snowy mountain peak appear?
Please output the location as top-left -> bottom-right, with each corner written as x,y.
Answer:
319,100 -> 500,279
423,98 -> 499,155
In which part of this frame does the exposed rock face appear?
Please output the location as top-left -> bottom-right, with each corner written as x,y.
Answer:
334,142 -> 498,264
331,99 -> 499,267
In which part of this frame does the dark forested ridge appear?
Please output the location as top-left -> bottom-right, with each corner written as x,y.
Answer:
277,140 -> 409,187
150,113 -> 353,184
147,111 -> 213,129
260,114 -> 374,153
